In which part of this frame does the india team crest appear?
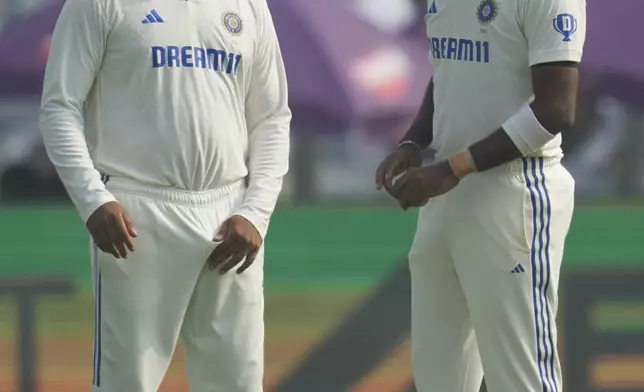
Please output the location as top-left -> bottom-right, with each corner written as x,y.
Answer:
222,11 -> 243,35
476,0 -> 498,25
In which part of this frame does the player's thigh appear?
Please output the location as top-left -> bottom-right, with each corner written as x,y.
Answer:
409,196 -> 464,338
180,185 -> 263,355
409,198 -> 481,389
449,159 -> 574,390
98,192 -> 207,310
180,247 -> 264,391
96,192 -> 209,356
455,243 -> 565,392
182,246 -> 264,346
448,158 -> 574,288
409,262 -> 482,391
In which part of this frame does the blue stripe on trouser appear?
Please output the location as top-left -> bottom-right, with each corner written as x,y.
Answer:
92,243 -> 102,387
93,173 -> 108,387
523,157 -> 557,391
531,158 -> 556,392
538,157 -> 558,391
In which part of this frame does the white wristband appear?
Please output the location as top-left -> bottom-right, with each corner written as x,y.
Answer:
502,104 -> 556,156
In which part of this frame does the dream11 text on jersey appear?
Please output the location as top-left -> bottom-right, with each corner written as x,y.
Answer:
151,45 -> 242,75
429,37 -> 490,63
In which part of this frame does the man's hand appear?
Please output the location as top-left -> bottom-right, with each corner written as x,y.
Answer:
391,161 -> 460,210
86,201 -> 138,259
375,144 -> 423,197
208,215 -> 262,275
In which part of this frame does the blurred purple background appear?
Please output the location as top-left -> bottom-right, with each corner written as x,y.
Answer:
0,0 -> 643,200
0,3 -> 643,392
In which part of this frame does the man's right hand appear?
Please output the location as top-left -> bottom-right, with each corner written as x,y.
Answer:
86,201 -> 138,259
375,143 -> 424,197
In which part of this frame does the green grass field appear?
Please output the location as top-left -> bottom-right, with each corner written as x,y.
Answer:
0,206 -> 643,391
0,289 -> 416,392
3,292 -> 644,392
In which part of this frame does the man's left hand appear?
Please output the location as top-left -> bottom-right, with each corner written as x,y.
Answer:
391,161 -> 460,210
208,215 -> 262,274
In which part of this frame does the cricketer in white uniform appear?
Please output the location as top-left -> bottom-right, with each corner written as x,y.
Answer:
376,0 -> 585,390
40,0 -> 290,390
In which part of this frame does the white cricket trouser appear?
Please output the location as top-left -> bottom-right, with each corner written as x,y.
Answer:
409,157 -> 574,392
90,177 -> 264,392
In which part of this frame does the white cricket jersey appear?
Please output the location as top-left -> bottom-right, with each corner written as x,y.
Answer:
40,0 -> 290,237
425,0 -> 586,160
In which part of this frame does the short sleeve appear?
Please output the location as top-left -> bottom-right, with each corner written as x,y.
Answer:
520,0 -> 586,66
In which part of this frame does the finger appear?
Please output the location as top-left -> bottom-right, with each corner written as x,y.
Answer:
390,172 -> 411,197
209,237 -> 242,269
214,219 -> 231,242
385,169 -> 408,192
94,233 -> 113,255
209,223 -> 236,266
110,243 -> 122,259
384,175 -> 395,191
219,250 -> 248,274
237,249 -> 259,274
385,184 -> 397,199
104,223 -> 124,259
108,223 -> 128,259
385,162 -> 405,190
395,181 -> 418,210
397,191 -> 410,210
208,245 -> 232,269
98,233 -> 120,258
400,187 -> 426,208
115,213 -> 136,253
409,193 -> 431,208
384,162 -> 400,183
375,163 -> 387,189
123,214 -> 138,238
208,253 -> 230,270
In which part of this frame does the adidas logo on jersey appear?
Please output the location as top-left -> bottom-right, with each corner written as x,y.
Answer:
142,9 -> 164,24
511,264 -> 526,274
427,1 -> 438,14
